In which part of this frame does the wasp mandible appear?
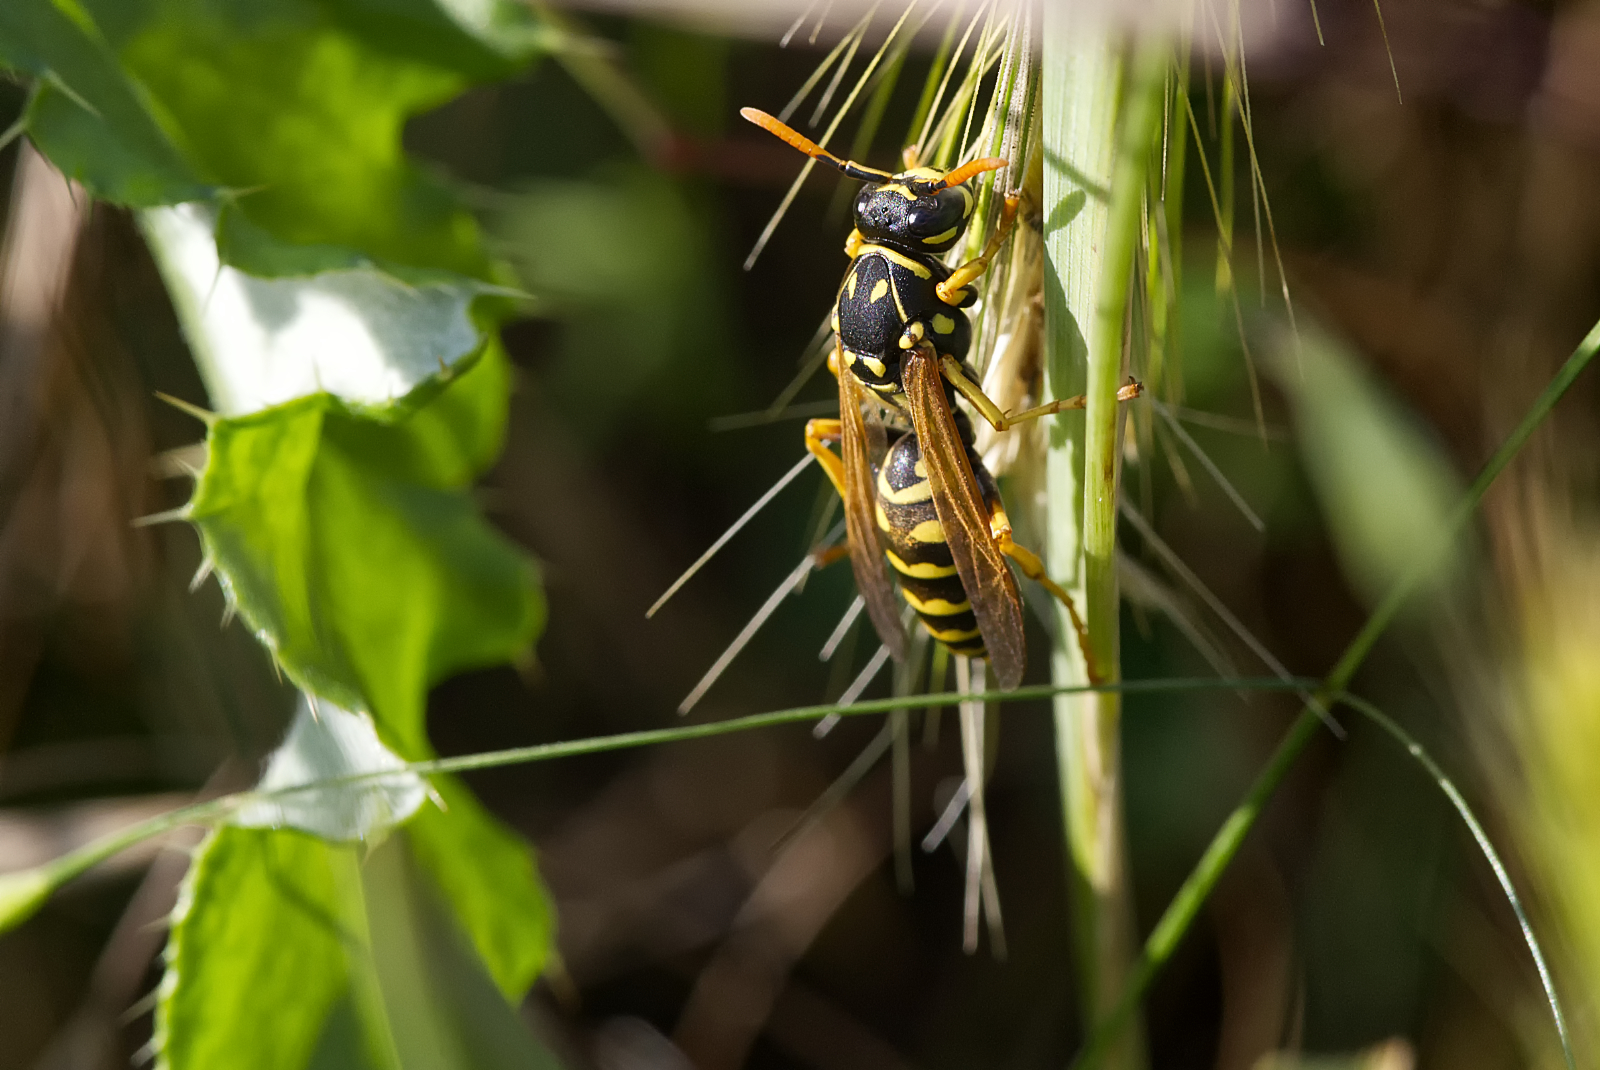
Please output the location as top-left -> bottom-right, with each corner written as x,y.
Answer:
742,108 -> 1141,690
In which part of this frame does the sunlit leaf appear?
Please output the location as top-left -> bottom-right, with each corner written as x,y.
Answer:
2,0 -> 551,271
0,3 -> 210,204
406,777 -> 553,998
359,837 -> 565,1070
234,695 -> 428,841
100,0 -> 510,276
157,824 -> 559,1070
156,828 -> 353,1070
184,346 -> 542,758
141,203 -> 508,418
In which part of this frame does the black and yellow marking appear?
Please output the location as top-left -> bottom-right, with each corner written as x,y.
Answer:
740,107 -> 1127,687
876,428 -> 999,660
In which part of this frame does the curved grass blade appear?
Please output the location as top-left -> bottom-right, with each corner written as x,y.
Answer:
1069,315 -> 1600,1070
1337,695 -> 1572,1069
0,677 -> 1323,938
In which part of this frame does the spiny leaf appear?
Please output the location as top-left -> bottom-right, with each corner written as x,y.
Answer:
140,204 -> 508,419
155,828 -> 353,1070
185,345 -> 542,759
233,696 -> 428,842
0,3 -> 211,203
155,821 -> 557,1070
405,779 -> 553,999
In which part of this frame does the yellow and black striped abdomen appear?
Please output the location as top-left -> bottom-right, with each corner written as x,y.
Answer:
874,431 -> 988,658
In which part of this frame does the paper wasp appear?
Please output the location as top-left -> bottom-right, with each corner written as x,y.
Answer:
742,108 -> 1141,690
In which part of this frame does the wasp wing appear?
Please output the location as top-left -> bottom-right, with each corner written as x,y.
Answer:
839,362 -> 909,661
902,346 -> 1025,688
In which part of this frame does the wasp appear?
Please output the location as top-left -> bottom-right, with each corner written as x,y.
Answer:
742,108 -> 1140,690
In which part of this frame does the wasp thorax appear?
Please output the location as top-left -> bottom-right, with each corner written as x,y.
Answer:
852,177 -> 973,255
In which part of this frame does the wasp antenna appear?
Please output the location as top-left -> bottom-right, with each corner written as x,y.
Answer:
931,155 -> 1009,191
740,107 -> 893,183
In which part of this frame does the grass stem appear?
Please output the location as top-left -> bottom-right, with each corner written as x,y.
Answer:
1070,315 -> 1600,1070
1043,19 -> 1167,1066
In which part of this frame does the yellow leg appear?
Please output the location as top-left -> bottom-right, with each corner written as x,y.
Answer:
936,194 -> 1020,305
812,543 -> 850,569
1002,379 -> 1144,426
988,503 -> 1101,684
844,228 -> 865,260
804,407 -> 856,570
805,418 -> 848,500
940,354 -> 1010,429
942,354 -> 1143,433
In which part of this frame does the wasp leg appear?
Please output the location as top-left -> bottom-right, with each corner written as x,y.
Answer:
936,194 -> 1021,305
941,354 -> 1143,433
803,419 -> 864,570
805,418 -> 848,500
939,354 -> 1011,429
988,503 -> 1101,684
1000,379 -> 1144,425
844,227 -> 865,259
812,543 -> 851,569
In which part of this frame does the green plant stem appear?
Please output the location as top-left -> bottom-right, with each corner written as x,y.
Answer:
1042,19 -> 1167,1067
1071,315 -> 1600,1070
0,677 -> 1315,937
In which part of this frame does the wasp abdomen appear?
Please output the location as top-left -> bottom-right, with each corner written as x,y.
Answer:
875,430 -> 998,659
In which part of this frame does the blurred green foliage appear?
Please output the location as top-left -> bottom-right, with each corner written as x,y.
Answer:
0,0 -> 560,1066
0,2 -> 1591,1068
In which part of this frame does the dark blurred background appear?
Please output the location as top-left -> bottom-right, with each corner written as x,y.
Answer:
2,1 -> 1599,1067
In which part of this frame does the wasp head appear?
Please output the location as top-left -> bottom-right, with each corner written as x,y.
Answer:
852,169 -> 975,254
738,109 -> 1008,257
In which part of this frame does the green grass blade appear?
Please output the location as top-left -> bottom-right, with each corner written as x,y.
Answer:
0,677 -> 1319,937
1337,695 -> 1573,1069
1069,315 -> 1600,1070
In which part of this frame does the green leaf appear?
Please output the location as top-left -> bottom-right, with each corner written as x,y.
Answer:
185,346 -> 542,757
360,836 -> 564,1070
406,777 -> 553,998
1276,327 -> 1465,609
140,204 -> 510,418
156,828 -> 354,1070
157,822 -> 560,1070
234,696 -> 428,842
0,3 -> 210,203
321,0 -> 556,74
102,0 -> 507,277
3,0 -> 548,270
